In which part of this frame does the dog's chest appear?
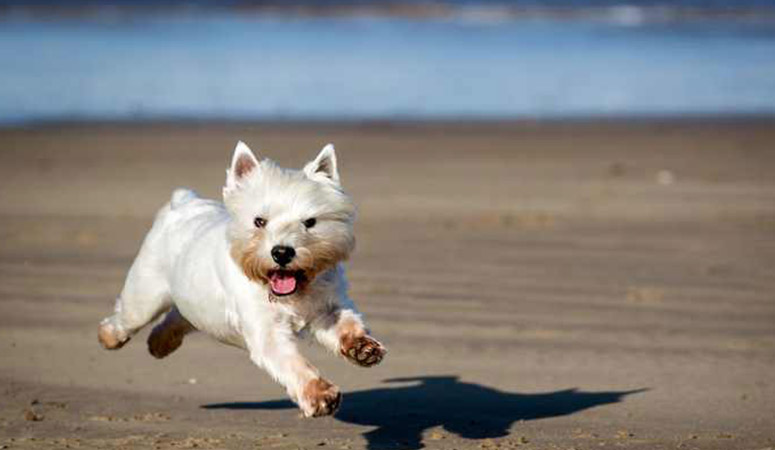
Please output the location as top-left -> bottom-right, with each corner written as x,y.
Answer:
273,300 -> 324,334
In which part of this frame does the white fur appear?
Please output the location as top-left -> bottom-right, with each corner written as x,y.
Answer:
99,141 -> 384,417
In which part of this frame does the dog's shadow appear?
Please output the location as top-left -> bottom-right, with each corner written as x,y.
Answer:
203,376 -> 646,450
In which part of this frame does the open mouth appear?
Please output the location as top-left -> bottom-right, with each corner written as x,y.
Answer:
267,270 -> 304,296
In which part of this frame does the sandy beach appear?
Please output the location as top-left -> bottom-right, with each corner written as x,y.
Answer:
1,120 -> 774,449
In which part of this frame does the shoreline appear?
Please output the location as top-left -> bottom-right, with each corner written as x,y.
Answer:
4,114 -> 775,131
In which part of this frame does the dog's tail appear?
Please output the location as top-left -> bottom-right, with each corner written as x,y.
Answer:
170,188 -> 199,210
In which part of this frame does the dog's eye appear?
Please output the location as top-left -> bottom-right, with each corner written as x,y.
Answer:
254,217 -> 267,228
303,218 -> 317,229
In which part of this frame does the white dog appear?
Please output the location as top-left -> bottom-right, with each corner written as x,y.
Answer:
98,141 -> 386,417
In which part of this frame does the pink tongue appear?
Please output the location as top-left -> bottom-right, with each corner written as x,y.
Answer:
270,273 -> 297,295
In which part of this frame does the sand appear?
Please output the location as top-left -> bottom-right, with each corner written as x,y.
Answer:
1,120 -> 774,449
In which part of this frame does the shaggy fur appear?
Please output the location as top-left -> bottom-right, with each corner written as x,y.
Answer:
98,141 -> 386,417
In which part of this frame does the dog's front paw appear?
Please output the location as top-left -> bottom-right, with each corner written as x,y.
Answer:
341,335 -> 386,368
300,378 -> 341,418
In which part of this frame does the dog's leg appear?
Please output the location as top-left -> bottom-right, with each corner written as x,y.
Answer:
312,306 -> 387,368
246,323 -> 341,417
98,251 -> 171,350
147,306 -> 195,359
98,286 -> 170,350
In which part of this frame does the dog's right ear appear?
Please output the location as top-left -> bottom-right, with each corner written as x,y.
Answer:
224,141 -> 259,196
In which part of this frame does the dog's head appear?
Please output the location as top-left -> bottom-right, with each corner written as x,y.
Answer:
223,141 -> 355,298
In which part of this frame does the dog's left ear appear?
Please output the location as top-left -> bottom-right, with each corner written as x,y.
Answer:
224,141 -> 260,197
304,144 -> 340,185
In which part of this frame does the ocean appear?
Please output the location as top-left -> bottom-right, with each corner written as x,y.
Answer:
2,1 -> 775,123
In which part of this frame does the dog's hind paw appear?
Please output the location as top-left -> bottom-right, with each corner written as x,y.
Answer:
146,307 -> 194,359
147,326 -> 184,359
301,378 -> 341,418
98,320 -> 129,350
341,335 -> 386,368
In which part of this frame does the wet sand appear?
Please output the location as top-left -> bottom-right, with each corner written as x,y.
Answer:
1,120 -> 774,449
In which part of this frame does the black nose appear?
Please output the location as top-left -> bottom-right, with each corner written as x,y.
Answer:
271,246 -> 296,266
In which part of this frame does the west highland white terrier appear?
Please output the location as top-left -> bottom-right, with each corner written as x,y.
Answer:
98,141 -> 386,417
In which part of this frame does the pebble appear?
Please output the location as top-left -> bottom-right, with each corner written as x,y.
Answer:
656,169 -> 675,185
24,409 -> 43,422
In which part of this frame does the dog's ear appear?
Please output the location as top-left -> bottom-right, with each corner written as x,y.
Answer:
304,144 -> 339,185
224,141 -> 259,195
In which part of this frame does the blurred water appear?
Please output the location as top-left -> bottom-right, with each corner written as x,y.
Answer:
1,13 -> 775,123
